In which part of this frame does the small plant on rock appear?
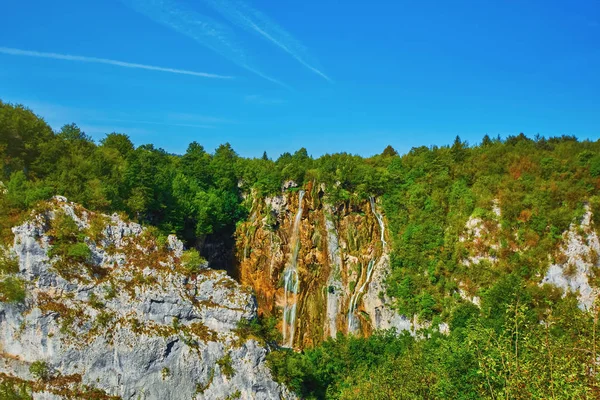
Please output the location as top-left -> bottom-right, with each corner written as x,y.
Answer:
181,249 -> 206,274
29,361 -> 49,381
0,276 -> 26,303
216,354 -> 235,378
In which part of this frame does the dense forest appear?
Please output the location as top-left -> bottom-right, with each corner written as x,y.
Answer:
1,99 -> 600,398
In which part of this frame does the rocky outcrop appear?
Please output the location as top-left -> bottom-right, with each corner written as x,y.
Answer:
458,202 -> 599,310
236,184 -> 408,349
0,197 -> 292,399
542,206 -> 599,310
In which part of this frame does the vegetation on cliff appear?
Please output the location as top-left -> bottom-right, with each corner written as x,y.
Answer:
2,99 -> 600,397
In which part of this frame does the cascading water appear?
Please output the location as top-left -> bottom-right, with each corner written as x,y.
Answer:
347,259 -> 375,332
370,196 -> 387,250
282,190 -> 305,347
347,197 -> 387,333
324,208 -> 343,338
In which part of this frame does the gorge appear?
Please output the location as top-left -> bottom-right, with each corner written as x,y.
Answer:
1,100 -> 600,398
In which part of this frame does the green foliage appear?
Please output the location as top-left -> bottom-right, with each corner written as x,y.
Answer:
3,99 -> 600,398
95,311 -> 114,328
383,134 -> 599,321
269,298 -> 600,399
0,379 -> 32,400
235,316 -> 281,346
180,249 -> 206,274
28,361 -> 49,381
5,171 -> 53,209
216,354 -> 235,378
224,390 -> 241,400
67,242 -> 92,262
0,276 -> 26,303
0,251 -> 19,274
103,282 -> 117,300
88,292 -> 104,309
449,302 -> 480,331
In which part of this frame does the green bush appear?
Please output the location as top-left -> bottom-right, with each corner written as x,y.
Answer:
0,276 -> 26,303
235,316 -> 281,346
0,252 -> 19,274
216,354 -> 235,378
67,242 -> 92,262
449,302 -> 480,330
181,249 -> 206,274
0,380 -> 32,400
29,361 -> 49,381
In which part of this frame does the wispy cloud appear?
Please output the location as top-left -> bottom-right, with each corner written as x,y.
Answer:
121,0 -> 288,88
202,0 -> 331,82
0,46 -> 232,79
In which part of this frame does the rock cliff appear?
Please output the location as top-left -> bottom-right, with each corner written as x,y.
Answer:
236,186 -> 600,350
235,183 -> 407,349
0,197 -> 292,399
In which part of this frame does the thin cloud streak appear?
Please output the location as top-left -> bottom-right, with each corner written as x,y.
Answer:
0,46 -> 233,79
121,0 -> 288,88
202,0 -> 331,82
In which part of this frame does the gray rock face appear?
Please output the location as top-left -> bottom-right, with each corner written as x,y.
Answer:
0,197 -> 293,399
541,207 -> 599,310
362,254 -> 413,334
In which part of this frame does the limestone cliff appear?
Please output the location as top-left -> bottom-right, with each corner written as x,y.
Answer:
459,202 -> 599,310
0,197 -> 292,399
235,183 -> 407,349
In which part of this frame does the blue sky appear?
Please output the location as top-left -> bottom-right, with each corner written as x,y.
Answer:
1,0 -> 599,158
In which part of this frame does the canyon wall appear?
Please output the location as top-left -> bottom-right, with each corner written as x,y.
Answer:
236,183 -> 409,349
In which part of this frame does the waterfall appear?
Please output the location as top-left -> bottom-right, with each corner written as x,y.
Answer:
324,209 -> 342,338
282,190 -> 305,347
347,259 -> 375,332
370,196 -> 387,250
347,197 -> 387,333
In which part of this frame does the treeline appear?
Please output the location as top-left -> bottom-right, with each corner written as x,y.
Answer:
3,100 -> 600,302
0,100 -> 389,248
3,100 -> 600,300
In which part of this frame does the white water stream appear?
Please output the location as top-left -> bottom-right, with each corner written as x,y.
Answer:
282,190 -> 305,347
347,197 -> 387,333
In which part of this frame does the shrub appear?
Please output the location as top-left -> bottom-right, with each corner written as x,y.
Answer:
29,361 -> 49,381
67,242 -> 91,262
235,316 -> 281,346
216,354 -> 235,378
96,311 -> 114,328
0,252 -> 19,274
0,380 -> 32,400
450,302 -> 480,330
181,249 -> 206,274
0,276 -> 26,303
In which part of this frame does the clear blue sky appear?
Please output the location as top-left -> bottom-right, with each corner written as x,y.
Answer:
1,0 -> 599,158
